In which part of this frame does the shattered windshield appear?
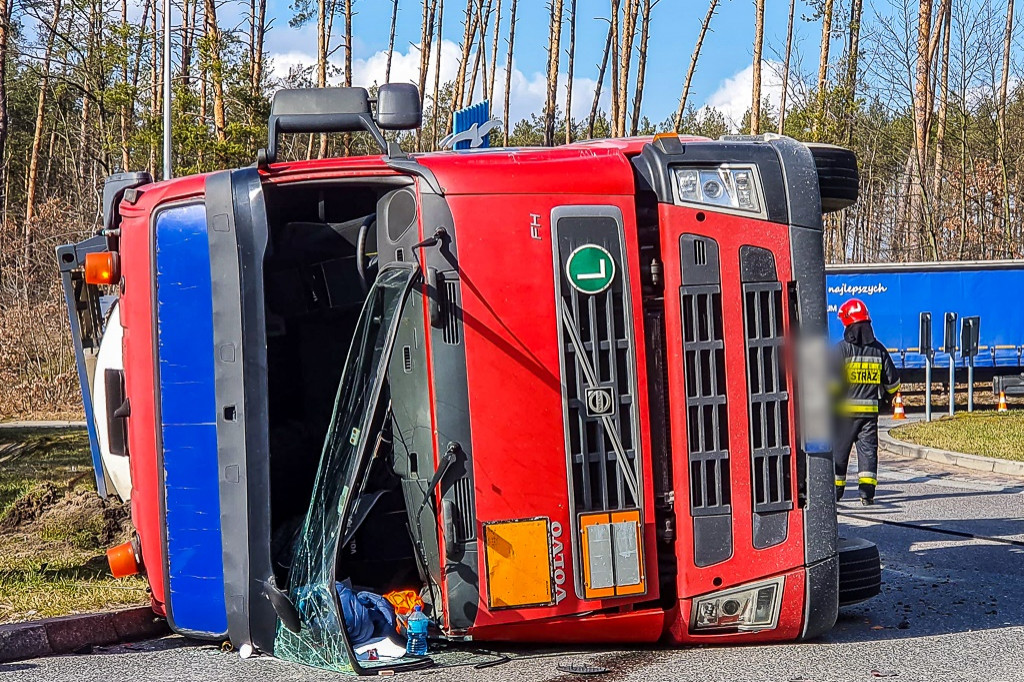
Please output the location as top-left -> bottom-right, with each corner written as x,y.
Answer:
275,264 -> 418,673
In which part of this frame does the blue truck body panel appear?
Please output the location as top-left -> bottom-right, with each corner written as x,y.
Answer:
825,263 -> 1024,371
154,203 -> 228,638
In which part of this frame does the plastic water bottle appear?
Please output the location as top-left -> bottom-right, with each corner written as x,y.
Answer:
405,605 -> 429,656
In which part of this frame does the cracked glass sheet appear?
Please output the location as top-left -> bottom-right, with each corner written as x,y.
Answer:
274,265 -> 416,674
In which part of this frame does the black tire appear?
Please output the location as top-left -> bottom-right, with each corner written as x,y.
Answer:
838,536 -> 881,606
806,143 -> 859,213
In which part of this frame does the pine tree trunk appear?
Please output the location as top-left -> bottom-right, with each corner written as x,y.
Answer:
615,0 -> 639,137
674,0 -> 718,131
609,0 -> 620,133
0,0 -> 12,206
912,0 -> 935,257
317,0 -> 329,156
488,0 -> 502,103
204,0 -> 227,144
629,0 -> 651,136
750,0 -> 765,134
468,0 -> 490,101
843,0 -> 863,145
417,0 -> 436,150
813,0 -> 835,140
120,0 -> 131,170
778,0 -> 795,133
565,0 -> 577,143
149,0 -> 158,175
432,0 -> 445,149
931,0 -> 950,230
386,0 -> 399,82
451,0 -> 477,118
253,0 -> 267,103
543,0 -> 564,146
997,0 -> 1014,246
503,0 -> 517,145
588,21 -> 612,139
343,0 -> 353,155
25,0 -> 63,224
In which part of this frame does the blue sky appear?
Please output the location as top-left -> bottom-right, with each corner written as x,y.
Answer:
261,0 -> 828,127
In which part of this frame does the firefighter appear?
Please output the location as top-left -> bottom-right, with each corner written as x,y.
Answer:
834,298 -> 900,505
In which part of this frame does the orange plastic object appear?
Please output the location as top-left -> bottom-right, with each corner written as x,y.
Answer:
107,541 -> 140,578
384,589 -> 423,614
84,251 -> 120,285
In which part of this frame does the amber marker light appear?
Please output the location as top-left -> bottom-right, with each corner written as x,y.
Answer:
84,251 -> 120,285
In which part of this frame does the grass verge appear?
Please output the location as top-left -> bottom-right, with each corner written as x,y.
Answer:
0,427 -> 148,623
891,411 -> 1024,462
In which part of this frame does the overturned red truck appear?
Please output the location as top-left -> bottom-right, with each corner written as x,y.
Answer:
59,84 -> 879,674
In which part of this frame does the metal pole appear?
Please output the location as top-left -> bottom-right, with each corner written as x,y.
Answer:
949,352 -> 955,417
925,353 -> 932,421
967,356 -> 974,412
163,0 -> 172,180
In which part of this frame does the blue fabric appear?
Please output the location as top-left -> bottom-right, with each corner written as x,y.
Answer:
155,203 -> 227,638
334,583 -> 396,646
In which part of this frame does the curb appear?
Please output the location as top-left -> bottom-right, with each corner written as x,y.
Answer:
0,607 -> 168,663
879,426 -> 1024,478
0,421 -> 87,430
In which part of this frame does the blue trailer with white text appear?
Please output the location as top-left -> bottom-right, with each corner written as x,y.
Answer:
825,260 -> 1024,393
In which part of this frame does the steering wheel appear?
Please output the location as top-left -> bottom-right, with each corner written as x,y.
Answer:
356,214 -> 378,293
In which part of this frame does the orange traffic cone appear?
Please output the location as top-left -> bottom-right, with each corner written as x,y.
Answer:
998,390 -> 1009,413
892,391 -> 907,420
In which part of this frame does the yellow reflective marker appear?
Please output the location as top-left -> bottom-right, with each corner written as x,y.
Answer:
483,518 -> 554,609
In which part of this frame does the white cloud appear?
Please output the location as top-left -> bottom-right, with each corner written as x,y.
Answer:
702,60 -> 787,131
268,40 -> 608,127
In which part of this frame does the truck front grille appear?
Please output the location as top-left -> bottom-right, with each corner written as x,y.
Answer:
740,246 -> 793,549
679,235 -> 733,566
553,214 -> 641,515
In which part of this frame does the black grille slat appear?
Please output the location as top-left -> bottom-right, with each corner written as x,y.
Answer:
452,477 -> 476,541
440,276 -> 462,345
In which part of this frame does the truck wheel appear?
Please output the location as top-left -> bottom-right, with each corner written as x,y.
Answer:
806,144 -> 859,213
838,536 -> 881,606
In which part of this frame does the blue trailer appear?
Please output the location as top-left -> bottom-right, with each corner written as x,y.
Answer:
825,261 -> 1024,391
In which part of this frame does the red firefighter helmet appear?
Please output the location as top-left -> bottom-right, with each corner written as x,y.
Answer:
838,298 -> 870,327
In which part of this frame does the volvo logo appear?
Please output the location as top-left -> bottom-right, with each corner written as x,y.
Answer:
585,386 -> 615,417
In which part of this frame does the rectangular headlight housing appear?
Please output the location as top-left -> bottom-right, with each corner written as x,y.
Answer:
692,576 -> 785,632
672,165 -> 764,215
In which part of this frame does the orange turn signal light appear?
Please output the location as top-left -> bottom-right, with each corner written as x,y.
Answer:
84,251 -> 120,285
106,540 -> 140,578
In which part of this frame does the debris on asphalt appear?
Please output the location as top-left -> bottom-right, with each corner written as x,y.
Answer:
870,670 -> 898,677
557,662 -> 611,675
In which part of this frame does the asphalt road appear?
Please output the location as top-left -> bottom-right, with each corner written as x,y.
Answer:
3,450 -> 1022,682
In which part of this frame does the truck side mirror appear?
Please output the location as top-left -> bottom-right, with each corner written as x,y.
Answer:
375,83 -> 422,130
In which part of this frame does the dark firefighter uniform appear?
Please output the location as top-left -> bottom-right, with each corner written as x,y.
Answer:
834,298 -> 900,504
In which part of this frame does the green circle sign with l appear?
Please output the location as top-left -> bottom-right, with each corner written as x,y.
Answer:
566,244 -> 616,294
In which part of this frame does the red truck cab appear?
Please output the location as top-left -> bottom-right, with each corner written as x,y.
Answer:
57,84 -> 878,674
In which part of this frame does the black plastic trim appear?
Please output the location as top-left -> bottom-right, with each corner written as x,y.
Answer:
801,555 -> 839,639
205,169 -> 278,654
417,187 -> 479,631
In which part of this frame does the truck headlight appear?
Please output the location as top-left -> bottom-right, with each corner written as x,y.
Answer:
672,165 -> 763,214
692,576 -> 784,632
